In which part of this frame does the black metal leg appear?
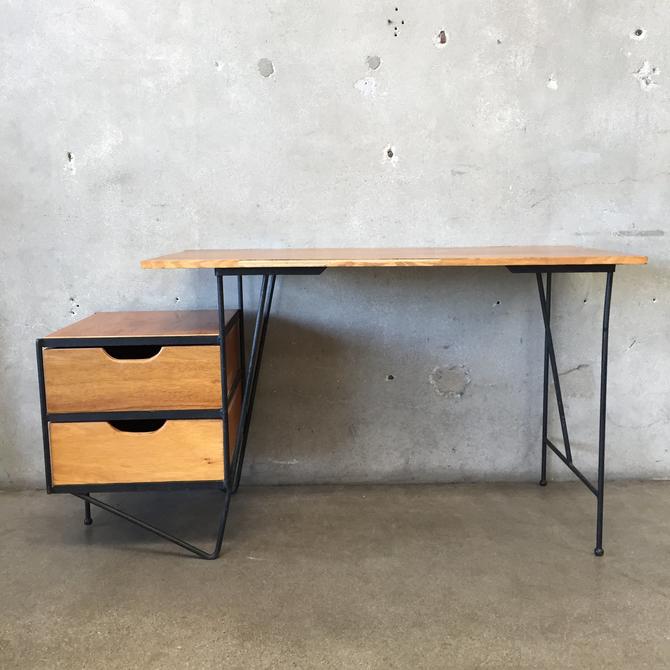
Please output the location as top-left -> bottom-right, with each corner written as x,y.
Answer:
540,273 -> 551,486
595,270 -> 614,557
536,273 -> 573,463
535,270 -> 614,557
216,273 -> 232,485
73,491 -> 231,560
84,495 -> 92,525
231,274 -> 276,493
237,275 -> 246,400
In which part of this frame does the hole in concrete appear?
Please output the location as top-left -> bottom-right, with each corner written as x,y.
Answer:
433,30 -> 448,48
631,27 -> 647,40
366,55 -> 381,70
384,144 -> 397,163
257,58 -> 275,78
386,374 -> 395,381
67,152 -> 74,162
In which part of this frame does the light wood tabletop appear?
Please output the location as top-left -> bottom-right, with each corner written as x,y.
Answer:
141,246 -> 647,269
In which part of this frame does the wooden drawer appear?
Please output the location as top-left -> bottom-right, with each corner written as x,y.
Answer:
49,385 -> 242,485
43,322 -> 239,413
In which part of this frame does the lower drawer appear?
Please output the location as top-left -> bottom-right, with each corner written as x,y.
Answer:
49,388 -> 242,486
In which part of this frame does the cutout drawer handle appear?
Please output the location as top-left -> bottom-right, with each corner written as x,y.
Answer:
108,419 -> 167,433
103,345 -> 162,360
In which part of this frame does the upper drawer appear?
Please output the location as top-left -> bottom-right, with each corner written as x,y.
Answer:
43,322 -> 240,413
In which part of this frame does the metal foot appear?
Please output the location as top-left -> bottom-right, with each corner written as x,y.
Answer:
539,479 -> 547,487
594,547 -> 604,557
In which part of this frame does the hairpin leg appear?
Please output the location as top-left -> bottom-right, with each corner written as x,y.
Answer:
230,274 -> 276,493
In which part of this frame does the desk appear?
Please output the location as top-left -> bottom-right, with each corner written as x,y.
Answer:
84,246 -> 647,559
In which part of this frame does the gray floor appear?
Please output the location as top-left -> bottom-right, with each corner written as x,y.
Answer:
1,482 -> 669,669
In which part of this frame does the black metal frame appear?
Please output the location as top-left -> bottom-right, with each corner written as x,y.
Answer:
507,264 -> 614,556
36,269 -> 322,559
39,262 -> 617,558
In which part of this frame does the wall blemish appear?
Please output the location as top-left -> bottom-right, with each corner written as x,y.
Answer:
66,151 -> 76,175
634,61 -> 660,90
630,28 -> 647,41
433,30 -> 448,49
355,77 -> 377,96
366,55 -> 381,71
560,363 -> 590,377
616,228 -> 664,237
547,74 -> 558,90
257,58 -> 275,78
69,297 -> 80,317
388,6 -> 403,37
429,365 -> 470,398
383,144 -> 398,165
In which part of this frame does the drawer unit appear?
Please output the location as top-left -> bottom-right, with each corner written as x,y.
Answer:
49,385 -> 242,486
37,309 -> 243,492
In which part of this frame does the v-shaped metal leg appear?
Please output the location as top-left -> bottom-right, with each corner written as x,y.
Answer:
74,490 -> 232,559
229,274 -> 277,493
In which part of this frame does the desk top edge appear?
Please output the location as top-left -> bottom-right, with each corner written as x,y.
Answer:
140,246 -> 648,269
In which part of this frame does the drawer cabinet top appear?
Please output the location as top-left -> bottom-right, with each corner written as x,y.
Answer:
44,310 -> 238,340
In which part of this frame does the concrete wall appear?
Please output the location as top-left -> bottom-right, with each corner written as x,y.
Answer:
1,1 -> 668,489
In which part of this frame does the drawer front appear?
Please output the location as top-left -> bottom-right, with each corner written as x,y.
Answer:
49,386 -> 242,485
44,323 -> 240,413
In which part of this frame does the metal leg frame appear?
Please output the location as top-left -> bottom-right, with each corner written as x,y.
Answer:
60,264 -> 614,558
67,273 -> 249,560
535,270 -> 614,556
230,273 -> 277,493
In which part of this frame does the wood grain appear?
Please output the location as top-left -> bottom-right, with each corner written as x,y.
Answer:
45,309 -> 236,340
49,386 -> 241,484
44,322 -> 239,413
140,246 -> 648,269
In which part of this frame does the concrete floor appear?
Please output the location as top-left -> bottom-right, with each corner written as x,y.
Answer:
1,482 -> 669,669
